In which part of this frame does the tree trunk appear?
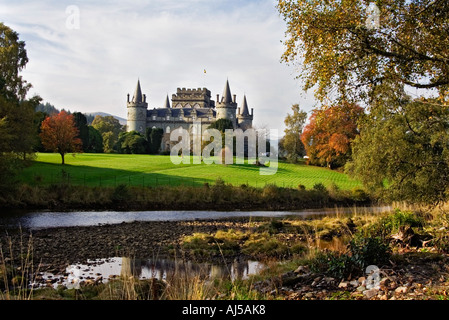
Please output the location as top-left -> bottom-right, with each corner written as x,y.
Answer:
61,153 -> 65,165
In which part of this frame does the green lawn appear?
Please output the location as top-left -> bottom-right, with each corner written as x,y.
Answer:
19,153 -> 362,190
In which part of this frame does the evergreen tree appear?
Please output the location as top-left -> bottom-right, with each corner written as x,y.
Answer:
73,112 -> 89,152
146,127 -> 164,154
86,126 -> 103,153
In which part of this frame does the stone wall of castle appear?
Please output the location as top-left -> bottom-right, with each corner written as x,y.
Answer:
127,105 -> 147,134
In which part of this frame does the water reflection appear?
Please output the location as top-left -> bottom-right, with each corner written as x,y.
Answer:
40,257 -> 264,289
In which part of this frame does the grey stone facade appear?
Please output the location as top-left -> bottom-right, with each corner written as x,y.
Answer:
126,79 -> 254,151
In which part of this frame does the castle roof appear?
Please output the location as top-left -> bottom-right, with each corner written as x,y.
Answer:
132,79 -> 143,103
164,95 -> 171,109
221,79 -> 233,104
241,95 -> 250,116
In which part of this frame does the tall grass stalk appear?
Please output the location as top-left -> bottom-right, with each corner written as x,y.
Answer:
0,228 -> 38,300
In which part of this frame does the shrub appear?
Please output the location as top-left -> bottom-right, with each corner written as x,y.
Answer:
262,184 -> 279,199
268,220 -> 284,234
308,232 -> 391,279
363,209 -> 424,240
351,188 -> 369,202
386,209 -> 424,231
313,182 -> 327,193
349,234 -> 391,270
308,250 -> 355,280
111,184 -> 130,202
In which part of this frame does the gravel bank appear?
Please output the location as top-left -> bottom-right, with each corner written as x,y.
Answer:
0,218 -> 261,274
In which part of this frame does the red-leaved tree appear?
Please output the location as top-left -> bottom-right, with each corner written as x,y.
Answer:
301,102 -> 364,169
40,111 -> 82,164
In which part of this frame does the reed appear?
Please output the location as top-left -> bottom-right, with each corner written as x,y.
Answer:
0,228 -> 39,300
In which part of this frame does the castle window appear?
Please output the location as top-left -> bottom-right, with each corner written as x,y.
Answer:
152,115 -> 156,120
166,126 -> 171,133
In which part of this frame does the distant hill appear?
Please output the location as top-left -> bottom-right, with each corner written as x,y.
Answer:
36,103 -> 127,126
36,102 -> 59,115
86,112 -> 127,125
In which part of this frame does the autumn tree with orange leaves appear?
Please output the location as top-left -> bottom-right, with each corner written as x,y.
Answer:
301,103 -> 364,169
40,111 -> 82,164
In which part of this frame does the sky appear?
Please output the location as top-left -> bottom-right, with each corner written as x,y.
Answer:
1,0 -> 318,135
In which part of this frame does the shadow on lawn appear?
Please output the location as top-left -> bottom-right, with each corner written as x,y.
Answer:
23,162 -> 213,188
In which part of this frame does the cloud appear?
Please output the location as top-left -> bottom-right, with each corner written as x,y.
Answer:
0,0 -> 317,134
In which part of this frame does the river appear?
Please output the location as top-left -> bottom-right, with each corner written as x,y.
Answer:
0,206 -> 391,229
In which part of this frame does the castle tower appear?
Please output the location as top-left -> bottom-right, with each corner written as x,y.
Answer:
216,79 -> 237,128
127,79 -> 148,134
237,95 -> 253,130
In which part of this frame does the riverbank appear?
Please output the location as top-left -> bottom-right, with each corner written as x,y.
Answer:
1,206 -> 449,300
0,181 -> 373,212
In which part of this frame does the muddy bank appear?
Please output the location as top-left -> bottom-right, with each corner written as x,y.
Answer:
0,217 -> 263,275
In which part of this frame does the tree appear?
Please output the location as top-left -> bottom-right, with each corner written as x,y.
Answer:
40,111 -> 82,164
34,111 -> 48,152
208,119 -> 234,132
346,90 -> 449,204
86,126 -> 103,153
116,131 -> 148,154
278,0 -> 449,203
301,102 -> 364,169
282,104 -> 307,163
36,102 -> 58,115
91,115 -> 123,153
146,127 -> 164,154
277,0 -> 449,103
7,96 -> 41,160
0,23 -> 41,190
73,112 -> 89,152
206,118 -> 236,160
0,22 -> 31,101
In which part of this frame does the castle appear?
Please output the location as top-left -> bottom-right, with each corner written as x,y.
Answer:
126,79 -> 254,151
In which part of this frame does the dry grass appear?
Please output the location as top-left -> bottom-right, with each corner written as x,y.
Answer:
0,229 -> 39,300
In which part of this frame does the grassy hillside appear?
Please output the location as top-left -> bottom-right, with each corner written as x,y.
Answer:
19,153 -> 361,190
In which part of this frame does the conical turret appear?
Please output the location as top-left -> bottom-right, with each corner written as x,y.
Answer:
237,94 -> 253,130
240,95 -> 250,116
221,79 -> 233,104
132,79 -> 143,103
216,79 -> 237,128
163,95 -> 171,109
127,79 -> 148,134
